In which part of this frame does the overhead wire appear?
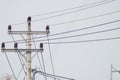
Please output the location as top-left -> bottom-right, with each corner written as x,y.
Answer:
31,35 -> 43,71
31,0 -> 111,17
16,57 -> 25,80
20,34 -> 27,42
37,71 -> 75,80
43,36 -> 120,44
33,27 -> 120,42
47,33 -> 56,80
50,10 -> 120,26
31,0 -> 115,22
41,51 -> 48,80
16,52 -> 26,73
11,34 -> 26,79
4,52 -> 17,80
11,0 -> 115,26
17,65 -> 24,79
5,19 -> 120,44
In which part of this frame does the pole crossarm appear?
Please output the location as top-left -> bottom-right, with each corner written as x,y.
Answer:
8,31 -> 50,35
112,70 -> 120,73
1,49 -> 43,52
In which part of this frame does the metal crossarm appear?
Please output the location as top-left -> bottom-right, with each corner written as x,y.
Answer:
8,31 -> 50,35
1,49 -> 43,52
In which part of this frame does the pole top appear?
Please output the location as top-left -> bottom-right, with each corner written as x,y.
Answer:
27,16 -> 31,22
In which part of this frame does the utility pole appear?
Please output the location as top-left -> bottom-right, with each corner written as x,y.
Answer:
1,16 -> 75,80
111,64 -> 112,80
26,16 -> 32,80
111,64 -> 120,80
1,16 -> 49,80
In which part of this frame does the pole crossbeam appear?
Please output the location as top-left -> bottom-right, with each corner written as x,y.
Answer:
1,49 -> 43,52
8,31 -> 49,35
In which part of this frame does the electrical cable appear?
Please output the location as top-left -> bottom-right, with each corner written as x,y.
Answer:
5,19 -> 120,43
50,10 -> 120,26
11,0 -> 115,26
20,34 -> 27,42
11,34 -> 26,80
16,52 -> 26,73
31,0 -> 110,17
43,36 -> 120,44
17,51 -> 26,79
47,34 -> 56,80
31,0 -> 115,23
17,66 -> 23,79
31,35 -> 43,71
41,51 -> 48,80
4,52 -> 17,80
37,71 -> 75,80
29,27 -> 120,42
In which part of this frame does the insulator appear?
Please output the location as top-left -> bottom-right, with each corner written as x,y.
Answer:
1,42 -> 5,49
28,22 -> 31,26
40,43 -> 43,49
27,16 -> 31,22
14,43 -> 18,48
46,25 -> 49,31
8,25 -> 12,31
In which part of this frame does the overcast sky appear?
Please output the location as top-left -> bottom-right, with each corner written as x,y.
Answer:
0,0 -> 120,80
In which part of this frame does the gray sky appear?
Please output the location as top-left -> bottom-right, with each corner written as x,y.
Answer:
0,0 -> 120,80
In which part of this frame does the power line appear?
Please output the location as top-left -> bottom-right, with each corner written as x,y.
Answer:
11,0 -> 115,26
16,52 -> 25,79
31,0 -> 115,22
31,0 -> 110,17
50,10 -> 120,26
47,34 -> 56,80
11,34 -> 26,80
5,19 -> 120,43
31,35 -> 43,71
43,36 -> 120,44
29,27 -> 120,42
41,51 -> 48,80
4,52 -> 17,80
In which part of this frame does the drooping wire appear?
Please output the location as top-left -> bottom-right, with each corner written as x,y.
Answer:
38,71 -> 74,80
31,0 -> 112,17
20,34 -> 27,42
31,0 -> 115,23
16,51 -> 26,73
41,51 -> 48,80
47,33 -> 56,80
43,36 -> 120,44
4,52 -> 17,80
17,65 -> 24,79
5,19 -> 120,44
16,51 -> 26,80
50,10 -> 120,26
33,27 -> 120,42
11,34 -> 26,79
31,35 -> 43,71
11,0 -> 115,26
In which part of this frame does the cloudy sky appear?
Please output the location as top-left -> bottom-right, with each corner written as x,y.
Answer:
0,0 -> 120,80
